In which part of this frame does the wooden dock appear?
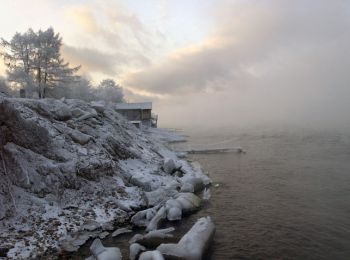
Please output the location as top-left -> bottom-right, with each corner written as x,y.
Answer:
181,147 -> 245,154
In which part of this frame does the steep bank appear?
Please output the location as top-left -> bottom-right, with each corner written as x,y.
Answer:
0,95 -> 209,259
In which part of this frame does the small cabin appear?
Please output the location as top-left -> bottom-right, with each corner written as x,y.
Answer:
115,102 -> 158,128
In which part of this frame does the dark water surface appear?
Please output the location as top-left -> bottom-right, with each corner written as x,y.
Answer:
75,129 -> 350,259
172,129 -> 350,259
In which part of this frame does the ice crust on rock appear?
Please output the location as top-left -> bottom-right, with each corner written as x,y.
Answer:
89,238 -> 122,260
163,158 -> 177,174
112,227 -> 132,238
129,243 -> 146,260
129,227 -> 175,248
139,250 -> 164,260
157,216 -> 215,260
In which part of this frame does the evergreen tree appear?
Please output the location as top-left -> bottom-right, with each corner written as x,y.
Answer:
1,28 -> 80,98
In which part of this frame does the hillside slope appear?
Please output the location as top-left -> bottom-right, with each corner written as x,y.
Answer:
0,95 -> 207,259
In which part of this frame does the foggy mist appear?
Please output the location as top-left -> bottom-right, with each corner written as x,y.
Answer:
124,0 -> 350,131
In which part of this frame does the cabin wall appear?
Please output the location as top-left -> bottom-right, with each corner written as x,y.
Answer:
117,109 -> 141,121
141,109 -> 151,120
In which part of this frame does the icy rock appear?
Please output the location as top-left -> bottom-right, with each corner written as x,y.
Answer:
112,227 -> 132,238
99,232 -> 110,239
146,206 -> 167,232
71,108 -> 85,118
129,243 -> 146,260
145,187 -> 178,207
179,183 -> 194,193
69,130 -> 92,145
139,250 -> 164,260
129,234 -> 144,244
174,193 -> 202,214
78,147 -> 88,156
186,177 -> 205,193
202,188 -> 211,200
53,104 -> 72,121
157,217 -> 215,260
163,158 -> 176,174
182,177 -> 204,192
165,180 -> 181,191
166,206 -> 182,221
130,176 -> 152,192
164,193 -> 201,221
91,101 -> 106,113
76,112 -> 97,122
83,220 -> 100,231
131,206 -> 159,227
72,234 -> 90,247
130,228 -> 175,248
90,238 -> 122,260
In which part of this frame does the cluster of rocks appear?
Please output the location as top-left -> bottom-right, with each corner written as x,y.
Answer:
85,155 -> 215,259
0,94 -> 214,259
88,216 -> 215,260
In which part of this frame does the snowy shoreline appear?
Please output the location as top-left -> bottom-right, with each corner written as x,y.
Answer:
0,95 -> 213,259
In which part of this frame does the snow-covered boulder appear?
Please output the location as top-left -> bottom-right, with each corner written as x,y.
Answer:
52,104 -> 72,121
139,250 -> 164,260
166,206 -> 182,221
112,227 -> 132,238
202,188 -> 211,200
163,158 -> 176,174
131,206 -> 160,228
71,107 -> 85,118
129,227 -> 175,248
179,183 -> 194,193
145,186 -> 179,207
183,177 -> 205,193
146,206 -> 167,232
89,238 -> 122,260
129,243 -> 146,260
157,217 -> 215,260
173,193 -> 202,214
164,193 -> 201,221
91,101 -> 106,113
69,129 -> 92,145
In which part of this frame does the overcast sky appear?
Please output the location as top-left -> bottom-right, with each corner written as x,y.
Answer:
1,0 -> 350,130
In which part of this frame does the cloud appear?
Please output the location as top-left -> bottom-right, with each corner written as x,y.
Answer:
62,45 -> 150,77
124,0 -> 350,130
64,3 -> 162,55
125,0 -> 350,95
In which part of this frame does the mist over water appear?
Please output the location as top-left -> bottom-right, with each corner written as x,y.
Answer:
172,128 -> 350,259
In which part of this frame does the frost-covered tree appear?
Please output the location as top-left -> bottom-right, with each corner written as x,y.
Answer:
95,79 -> 124,103
0,76 -> 10,95
1,28 -> 80,98
71,77 -> 96,101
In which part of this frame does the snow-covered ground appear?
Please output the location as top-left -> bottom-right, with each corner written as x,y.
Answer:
0,94 -> 210,259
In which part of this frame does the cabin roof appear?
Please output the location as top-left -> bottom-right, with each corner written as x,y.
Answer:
115,102 -> 152,110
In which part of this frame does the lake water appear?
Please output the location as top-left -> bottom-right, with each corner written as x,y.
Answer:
74,128 -> 350,259
171,128 -> 350,259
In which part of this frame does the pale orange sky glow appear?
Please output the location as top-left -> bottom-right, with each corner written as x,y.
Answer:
1,0 -> 350,130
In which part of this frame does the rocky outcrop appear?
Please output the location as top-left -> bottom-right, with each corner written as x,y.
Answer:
0,96 -> 174,258
0,95 -> 213,259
